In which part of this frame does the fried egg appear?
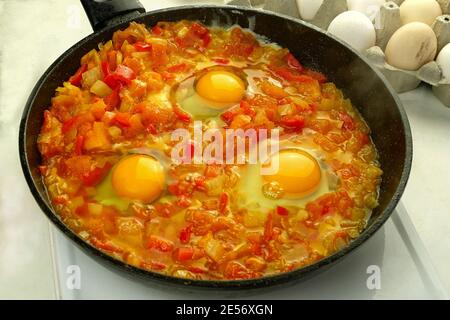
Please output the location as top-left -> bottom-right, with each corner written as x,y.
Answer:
237,135 -> 339,213
172,65 -> 279,120
173,66 -> 248,119
94,150 -> 168,210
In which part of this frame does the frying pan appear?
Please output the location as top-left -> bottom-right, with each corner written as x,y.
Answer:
19,0 -> 412,290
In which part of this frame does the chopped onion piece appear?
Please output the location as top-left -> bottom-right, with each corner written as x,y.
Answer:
90,79 -> 113,97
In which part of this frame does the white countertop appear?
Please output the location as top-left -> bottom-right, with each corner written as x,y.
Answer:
0,0 -> 449,299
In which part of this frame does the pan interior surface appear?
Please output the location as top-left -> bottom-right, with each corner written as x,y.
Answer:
19,5 -> 411,290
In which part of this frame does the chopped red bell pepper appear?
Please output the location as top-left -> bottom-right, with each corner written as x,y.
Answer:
62,115 -> 80,134
280,115 -> 305,130
174,247 -> 194,261
274,67 -> 314,83
82,163 -> 111,187
69,64 -> 87,87
167,63 -> 187,73
104,84 -> 121,110
151,25 -> 163,35
286,53 -> 304,72
134,41 -> 152,52
276,206 -> 289,216
101,61 -> 110,78
111,112 -> 131,128
219,192 -> 229,214
74,135 -> 84,155
103,64 -> 135,88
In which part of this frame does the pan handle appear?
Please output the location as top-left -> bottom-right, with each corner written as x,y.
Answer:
81,0 -> 146,31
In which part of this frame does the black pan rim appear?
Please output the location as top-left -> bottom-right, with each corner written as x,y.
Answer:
19,4 -> 413,290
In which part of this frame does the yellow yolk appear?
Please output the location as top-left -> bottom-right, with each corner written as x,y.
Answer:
262,149 -> 321,196
196,70 -> 245,104
111,155 -> 165,203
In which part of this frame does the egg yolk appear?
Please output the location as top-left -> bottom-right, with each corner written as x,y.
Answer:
262,149 -> 321,196
111,155 -> 165,203
196,70 -> 245,104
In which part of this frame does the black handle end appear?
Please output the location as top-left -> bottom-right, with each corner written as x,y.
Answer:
81,0 -> 145,31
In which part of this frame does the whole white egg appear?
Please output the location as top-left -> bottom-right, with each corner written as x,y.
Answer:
400,0 -> 442,26
328,11 -> 376,52
436,43 -> 450,81
347,0 -> 385,21
385,22 -> 437,71
296,0 -> 324,20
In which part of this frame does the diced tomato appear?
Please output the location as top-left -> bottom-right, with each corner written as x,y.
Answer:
191,22 -> 208,36
91,237 -> 123,254
161,71 -> 175,81
263,213 -> 274,243
145,123 -> 157,134
286,53 -> 303,72
356,131 -> 370,146
280,115 -> 305,130
62,115 -> 79,134
111,112 -> 131,128
141,261 -> 166,271
134,41 -> 152,52
174,247 -> 194,261
69,64 -> 87,86
174,37 -> 186,49
179,225 -> 192,244
52,195 -> 67,205
338,112 -> 355,130
240,101 -> 256,117
212,57 -> 229,65
204,165 -> 222,178
305,69 -> 327,83
219,192 -> 229,214
146,235 -> 174,252
201,33 -> 212,47
38,165 -> 48,175
173,104 -> 192,123
220,108 -> 239,124
276,206 -> 289,216
167,63 -> 187,73
188,266 -> 208,274
151,25 -> 163,35
224,261 -> 256,280
82,163 -> 111,187
193,175 -> 206,191
74,135 -> 84,155
176,195 -> 192,208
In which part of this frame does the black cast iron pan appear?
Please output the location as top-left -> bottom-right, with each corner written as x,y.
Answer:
19,0 -> 412,291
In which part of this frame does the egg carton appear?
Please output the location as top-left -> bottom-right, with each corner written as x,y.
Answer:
226,0 -> 450,107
